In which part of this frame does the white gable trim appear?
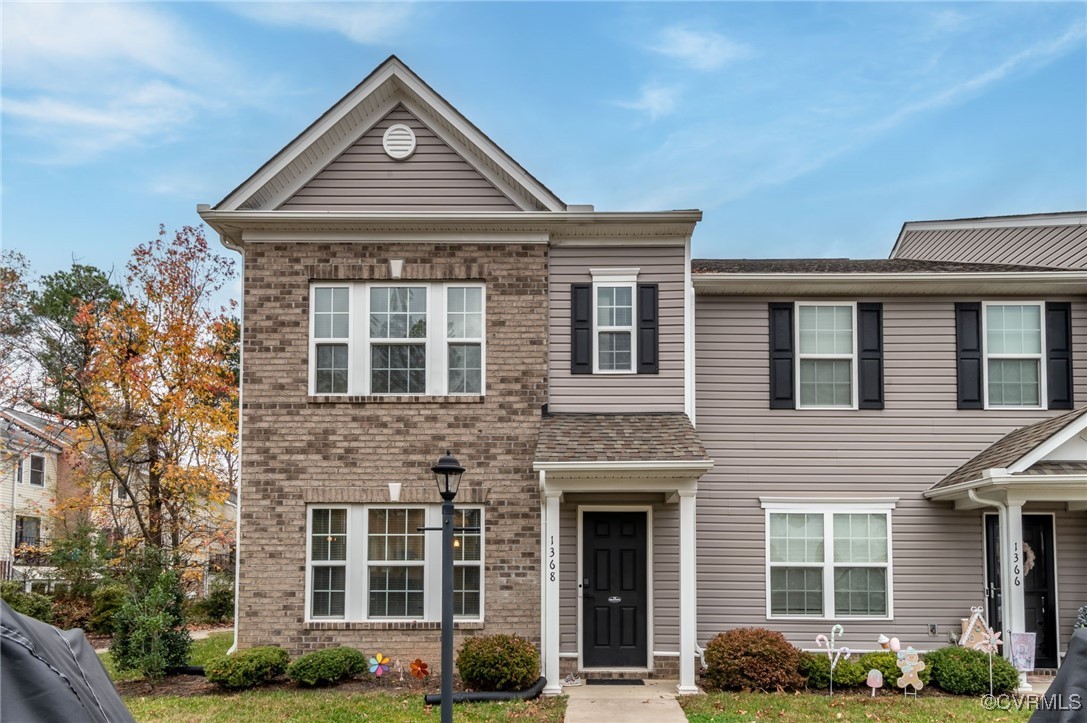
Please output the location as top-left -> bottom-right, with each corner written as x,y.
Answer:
216,57 -> 563,213
1008,412 -> 1087,473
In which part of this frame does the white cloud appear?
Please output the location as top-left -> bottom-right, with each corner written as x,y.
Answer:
225,2 -> 415,44
616,85 -> 680,120
649,26 -> 750,71
1,3 -> 251,163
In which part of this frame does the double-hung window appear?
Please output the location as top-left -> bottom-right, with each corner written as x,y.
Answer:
306,504 -> 484,621
984,302 -> 1044,408
29,455 -> 44,487
309,282 -> 485,396
595,284 -> 634,373
763,500 -> 893,619
796,304 -> 856,408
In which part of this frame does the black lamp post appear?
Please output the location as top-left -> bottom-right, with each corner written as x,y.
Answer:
431,451 -> 465,723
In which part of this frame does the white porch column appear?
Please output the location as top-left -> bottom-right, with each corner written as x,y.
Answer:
1004,500 -> 1033,692
542,488 -> 563,695
677,489 -> 699,694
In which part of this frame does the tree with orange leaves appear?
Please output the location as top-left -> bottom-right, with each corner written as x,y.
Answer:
30,226 -> 237,560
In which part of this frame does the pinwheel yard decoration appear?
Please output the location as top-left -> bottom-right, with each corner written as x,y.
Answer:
973,627 -> 1003,696
369,653 -> 390,677
815,624 -> 851,696
411,658 -> 430,679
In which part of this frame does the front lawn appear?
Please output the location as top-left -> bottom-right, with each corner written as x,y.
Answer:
681,691 -> 1031,722
124,691 -> 566,722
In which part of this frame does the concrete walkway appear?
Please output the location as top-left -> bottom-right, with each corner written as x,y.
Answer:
563,679 -> 690,723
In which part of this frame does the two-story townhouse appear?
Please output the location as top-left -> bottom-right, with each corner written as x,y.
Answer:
693,250 -> 1087,674
203,56 -> 1084,694
1,408 -> 71,583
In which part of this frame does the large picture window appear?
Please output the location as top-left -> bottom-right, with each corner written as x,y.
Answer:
309,282 -> 485,396
306,505 -> 484,621
984,303 -> 1044,408
763,501 -> 893,619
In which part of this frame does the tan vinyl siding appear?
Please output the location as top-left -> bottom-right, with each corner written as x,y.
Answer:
549,246 -> 686,413
280,106 -> 519,211
694,295 -> 1087,652
1054,508 -> 1087,652
894,225 -> 1087,270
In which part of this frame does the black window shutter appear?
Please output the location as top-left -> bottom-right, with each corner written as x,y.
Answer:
955,302 -> 984,409
571,284 -> 593,374
857,303 -> 884,410
769,303 -> 795,409
637,284 -> 659,374
1046,302 -> 1074,409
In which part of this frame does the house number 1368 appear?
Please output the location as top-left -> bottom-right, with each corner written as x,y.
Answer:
549,535 -> 556,581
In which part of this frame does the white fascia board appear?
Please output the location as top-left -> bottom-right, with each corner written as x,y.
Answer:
1007,414 -> 1087,473
759,497 -> 899,511
692,271 -> 1087,295
925,474 -> 1087,500
200,209 -> 703,225
532,460 -> 714,473
240,230 -> 550,244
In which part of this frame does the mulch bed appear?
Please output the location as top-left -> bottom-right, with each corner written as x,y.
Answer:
115,671 -> 456,698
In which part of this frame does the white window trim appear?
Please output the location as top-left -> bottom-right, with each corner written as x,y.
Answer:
590,268 -> 640,375
761,499 -> 895,621
28,455 -> 45,487
982,301 -> 1047,410
308,282 -> 487,396
304,504 -> 485,623
795,301 -> 858,410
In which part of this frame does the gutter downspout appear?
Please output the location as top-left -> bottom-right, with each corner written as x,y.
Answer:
227,240 -> 243,656
967,489 -> 1010,663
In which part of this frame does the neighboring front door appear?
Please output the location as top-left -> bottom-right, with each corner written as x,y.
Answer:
985,514 -> 1058,668
582,511 -> 648,668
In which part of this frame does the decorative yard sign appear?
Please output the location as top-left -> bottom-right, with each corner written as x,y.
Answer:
959,606 -> 989,649
866,669 -> 883,697
972,626 -> 1003,696
815,624 -> 851,696
895,647 -> 926,697
1011,632 -> 1036,672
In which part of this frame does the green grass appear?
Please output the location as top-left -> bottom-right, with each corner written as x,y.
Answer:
99,632 -> 234,682
681,691 -> 1032,722
124,690 -> 566,722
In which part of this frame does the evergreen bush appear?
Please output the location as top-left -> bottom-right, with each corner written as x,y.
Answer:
925,645 -> 1018,695
457,634 -> 539,691
110,547 -> 191,681
0,582 -> 53,623
88,583 -> 128,635
856,651 -> 931,689
703,628 -> 804,692
206,646 -> 290,689
798,651 -> 867,689
286,647 -> 367,686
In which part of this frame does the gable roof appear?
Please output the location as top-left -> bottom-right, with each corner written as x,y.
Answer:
928,407 -> 1087,492
1,409 -> 66,453
213,56 -> 564,213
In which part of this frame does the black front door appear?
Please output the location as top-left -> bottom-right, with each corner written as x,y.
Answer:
985,514 -> 1058,668
582,511 -> 648,668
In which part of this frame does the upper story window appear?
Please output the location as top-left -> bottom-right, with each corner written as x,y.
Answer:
570,269 -> 659,376
15,516 -> 41,547
796,304 -> 856,408
29,455 -> 45,486
309,282 -> 485,397
984,303 -> 1043,408
306,504 -> 484,622
762,500 -> 895,620
955,301 -> 1072,411
769,302 -> 883,411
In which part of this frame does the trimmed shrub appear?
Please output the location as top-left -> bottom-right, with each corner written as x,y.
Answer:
703,628 -> 804,692
189,583 -> 234,625
798,651 -> 867,690
1,582 -> 54,623
926,645 -> 1018,695
206,646 -> 290,690
287,647 -> 368,686
88,584 -> 127,635
856,651 -> 931,689
457,634 -> 539,691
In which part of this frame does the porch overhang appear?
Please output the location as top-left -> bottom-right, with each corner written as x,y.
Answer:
533,459 -> 714,501
924,468 -> 1087,511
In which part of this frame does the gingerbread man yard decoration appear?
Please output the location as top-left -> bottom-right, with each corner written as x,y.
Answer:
895,646 -> 926,697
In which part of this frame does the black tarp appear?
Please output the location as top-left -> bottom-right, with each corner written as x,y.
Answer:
1031,628 -> 1087,722
1,598 -> 135,723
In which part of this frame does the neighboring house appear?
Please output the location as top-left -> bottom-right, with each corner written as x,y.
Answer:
0,409 -> 71,582
200,56 -> 1086,694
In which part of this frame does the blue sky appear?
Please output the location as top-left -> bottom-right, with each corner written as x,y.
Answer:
2,1 -> 1085,302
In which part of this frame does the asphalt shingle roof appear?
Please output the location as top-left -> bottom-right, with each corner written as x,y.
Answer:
930,407 -> 1087,491
691,258 -> 1069,275
535,413 -> 708,463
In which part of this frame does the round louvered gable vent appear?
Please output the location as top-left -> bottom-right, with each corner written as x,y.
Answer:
382,124 -> 417,160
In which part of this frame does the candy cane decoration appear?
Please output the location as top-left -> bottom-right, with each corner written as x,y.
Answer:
815,626 -> 849,696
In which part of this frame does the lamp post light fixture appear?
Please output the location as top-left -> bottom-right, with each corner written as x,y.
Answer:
430,451 -> 467,723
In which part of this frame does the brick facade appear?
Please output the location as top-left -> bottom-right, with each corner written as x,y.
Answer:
237,241 -> 548,661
